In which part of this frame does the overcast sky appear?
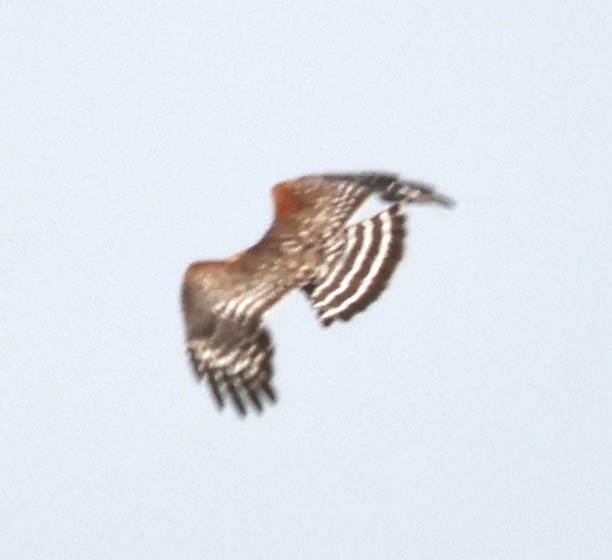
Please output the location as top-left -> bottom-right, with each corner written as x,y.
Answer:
3,2 -> 612,558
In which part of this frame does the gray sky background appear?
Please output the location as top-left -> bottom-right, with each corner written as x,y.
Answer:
3,2 -> 612,558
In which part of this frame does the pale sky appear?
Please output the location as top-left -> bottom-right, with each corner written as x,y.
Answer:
3,2 -> 612,558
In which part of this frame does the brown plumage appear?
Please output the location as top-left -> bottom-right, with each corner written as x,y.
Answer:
181,172 -> 454,415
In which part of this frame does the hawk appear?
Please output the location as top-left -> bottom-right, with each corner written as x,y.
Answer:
181,172 -> 454,415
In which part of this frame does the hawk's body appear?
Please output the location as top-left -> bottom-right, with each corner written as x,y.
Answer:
181,173 -> 453,414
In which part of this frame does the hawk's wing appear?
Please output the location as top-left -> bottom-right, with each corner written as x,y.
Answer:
282,174 -> 453,326
272,173 -> 452,237
181,262 -> 288,415
272,174 -> 386,236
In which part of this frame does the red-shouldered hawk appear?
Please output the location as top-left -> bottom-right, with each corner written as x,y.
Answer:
181,173 -> 454,415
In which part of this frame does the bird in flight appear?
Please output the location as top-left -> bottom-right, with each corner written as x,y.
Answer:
181,172 -> 454,415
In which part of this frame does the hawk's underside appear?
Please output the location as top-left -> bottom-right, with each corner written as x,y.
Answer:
181,173 -> 454,415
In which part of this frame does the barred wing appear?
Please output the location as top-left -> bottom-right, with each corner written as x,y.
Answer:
311,173 -> 455,207
185,319 -> 275,415
303,204 -> 406,326
280,173 -> 451,226
181,263 -> 287,415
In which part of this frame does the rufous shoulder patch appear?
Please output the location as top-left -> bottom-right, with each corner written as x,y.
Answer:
272,182 -> 301,218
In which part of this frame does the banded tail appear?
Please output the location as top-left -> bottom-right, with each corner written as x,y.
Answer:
303,204 -> 406,326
